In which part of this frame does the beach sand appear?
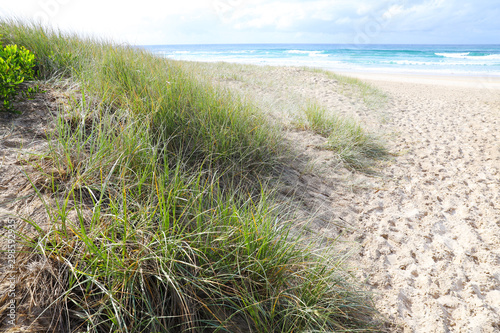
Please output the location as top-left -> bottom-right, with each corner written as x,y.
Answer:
337,74 -> 500,332
206,65 -> 500,332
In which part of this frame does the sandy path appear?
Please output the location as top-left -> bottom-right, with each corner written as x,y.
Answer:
347,78 -> 500,332
0,89 -> 58,331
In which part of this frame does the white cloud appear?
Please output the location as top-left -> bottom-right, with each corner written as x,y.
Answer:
356,4 -> 373,16
335,17 -> 352,25
0,0 -> 498,44
230,2 -> 306,29
0,0 -> 213,43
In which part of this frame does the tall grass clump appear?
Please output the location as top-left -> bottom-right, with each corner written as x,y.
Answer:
303,103 -> 388,171
0,19 -> 379,332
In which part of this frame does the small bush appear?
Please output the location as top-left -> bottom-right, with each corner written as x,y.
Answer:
0,38 -> 36,111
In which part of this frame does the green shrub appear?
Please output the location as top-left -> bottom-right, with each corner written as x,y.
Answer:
0,39 -> 36,111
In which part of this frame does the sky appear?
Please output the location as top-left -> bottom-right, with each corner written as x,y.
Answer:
0,0 -> 499,45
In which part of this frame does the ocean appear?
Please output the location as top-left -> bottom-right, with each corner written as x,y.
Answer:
141,44 -> 500,77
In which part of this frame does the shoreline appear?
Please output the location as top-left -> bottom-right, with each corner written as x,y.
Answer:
330,70 -> 500,89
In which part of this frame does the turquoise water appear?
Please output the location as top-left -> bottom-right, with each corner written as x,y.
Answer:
141,44 -> 500,76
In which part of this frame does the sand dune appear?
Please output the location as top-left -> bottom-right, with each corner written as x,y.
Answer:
1,65 -> 499,332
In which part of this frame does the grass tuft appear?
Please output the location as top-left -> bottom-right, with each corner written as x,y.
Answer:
303,103 -> 389,171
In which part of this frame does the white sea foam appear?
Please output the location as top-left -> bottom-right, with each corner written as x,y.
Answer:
381,59 -> 499,66
229,50 -> 256,54
382,60 -> 433,66
436,52 -> 470,58
286,50 -> 328,57
436,52 -> 500,61
311,53 -> 329,58
287,50 -> 311,54
477,54 -> 500,60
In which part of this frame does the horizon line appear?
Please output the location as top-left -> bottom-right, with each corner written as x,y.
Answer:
137,42 -> 500,47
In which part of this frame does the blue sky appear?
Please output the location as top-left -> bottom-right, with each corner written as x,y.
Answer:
0,0 -> 499,45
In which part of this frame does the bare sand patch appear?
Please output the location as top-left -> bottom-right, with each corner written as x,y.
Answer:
0,88 -> 61,331
343,74 -> 500,332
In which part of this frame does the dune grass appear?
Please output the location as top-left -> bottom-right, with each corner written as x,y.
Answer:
301,102 -> 389,172
302,67 -> 388,110
0,20 -> 379,332
327,73 -> 388,110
